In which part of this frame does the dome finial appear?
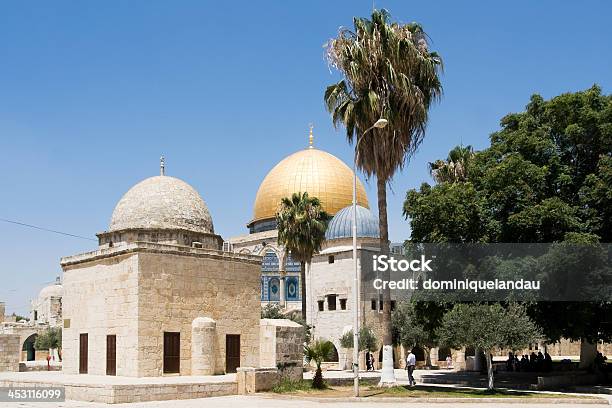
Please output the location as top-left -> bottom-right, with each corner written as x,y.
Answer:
160,155 -> 165,176
308,123 -> 314,149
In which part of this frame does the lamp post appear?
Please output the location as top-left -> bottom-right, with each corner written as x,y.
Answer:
352,118 -> 388,397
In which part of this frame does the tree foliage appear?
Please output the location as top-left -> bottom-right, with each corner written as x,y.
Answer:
339,325 -> 379,352
277,192 -> 331,319
437,303 -> 541,389
261,303 -> 285,319
403,86 -> 612,343
34,327 -> 62,350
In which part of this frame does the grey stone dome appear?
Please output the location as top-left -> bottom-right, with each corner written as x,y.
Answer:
39,284 -> 63,299
325,205 -> 379,240
110,176 -> 214,234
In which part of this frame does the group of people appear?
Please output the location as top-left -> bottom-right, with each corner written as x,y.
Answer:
506,351 -> 553,372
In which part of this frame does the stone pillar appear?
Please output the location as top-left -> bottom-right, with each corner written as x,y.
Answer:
579,339 -> 598,369
0,302 -> 5,322
453,348 -> 466,371
191,317 -> 216,375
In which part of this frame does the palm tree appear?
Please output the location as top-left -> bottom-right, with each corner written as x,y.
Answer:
304,339 -> 334,389
324,9 -> 443,385
277,192 -> 331,320
428,145 -> 474,183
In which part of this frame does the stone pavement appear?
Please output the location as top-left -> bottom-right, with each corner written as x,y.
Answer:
4,395 -> 611,408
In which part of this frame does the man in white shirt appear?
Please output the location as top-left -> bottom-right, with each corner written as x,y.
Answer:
406,350 -> 416,386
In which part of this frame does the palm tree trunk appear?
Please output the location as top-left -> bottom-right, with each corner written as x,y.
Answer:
301,260 -> 307,320
377,177 -> 396,385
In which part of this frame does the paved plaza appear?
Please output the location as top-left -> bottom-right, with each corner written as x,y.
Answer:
3,394 -> 611,408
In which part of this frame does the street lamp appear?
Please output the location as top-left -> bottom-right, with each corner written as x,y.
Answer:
352,118 -> 388,397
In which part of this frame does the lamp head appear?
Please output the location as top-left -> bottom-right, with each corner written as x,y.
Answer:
374,119 -> 388,128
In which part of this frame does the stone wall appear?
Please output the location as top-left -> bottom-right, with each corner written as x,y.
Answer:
62,252 -> 140,375
137,250 -> 261,376
259,319 -> 303,381
62,243 -> 262,377
0,334 -> 20,372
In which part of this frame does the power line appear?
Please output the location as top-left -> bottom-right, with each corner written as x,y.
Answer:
0,218 -> 96,241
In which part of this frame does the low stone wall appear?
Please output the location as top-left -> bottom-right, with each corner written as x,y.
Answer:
0,378 -> 237,404
18,362 -> 62,372
536,373 -> 606,390
237,367 -> 274,394
0,334 -> 20,372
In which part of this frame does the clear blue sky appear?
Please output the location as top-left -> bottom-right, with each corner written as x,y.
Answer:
1,1 -> 610,315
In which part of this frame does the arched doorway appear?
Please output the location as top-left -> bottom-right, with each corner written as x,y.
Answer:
22,334 -> 37,361
438,347 -> 452,361
413,346 -> 425,362
325,343 -> 339,363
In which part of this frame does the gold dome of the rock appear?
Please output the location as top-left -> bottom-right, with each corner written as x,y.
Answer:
251,147 -> 369,225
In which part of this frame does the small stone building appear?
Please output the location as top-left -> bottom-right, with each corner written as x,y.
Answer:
30,279 -> 63,327
60,168 -> 262,377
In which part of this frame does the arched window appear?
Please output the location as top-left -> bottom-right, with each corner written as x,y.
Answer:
268,278 -> 280,301
285,277 -> 299,301
261,250 -> 279,301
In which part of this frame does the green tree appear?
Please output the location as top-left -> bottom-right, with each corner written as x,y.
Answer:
304,340 -> 334,389
392,301 -> 446,367
325,8 -> 442,384
403,86 -> 612,363
34,327 -> 62,351
277,192 -> 331,320
437,304 -> 541,390
339,325 -> 379,352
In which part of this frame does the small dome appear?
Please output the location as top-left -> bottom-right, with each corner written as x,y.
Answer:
325,205 -> 379,240
110,176 -> 214,234
39,284 -> 63,299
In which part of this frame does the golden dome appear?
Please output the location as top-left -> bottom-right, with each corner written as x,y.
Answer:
251,147 -> 369,225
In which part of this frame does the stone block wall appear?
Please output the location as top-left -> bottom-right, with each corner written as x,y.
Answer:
0,334 -> 20,372
137,250 -> 261,376
236,367 -> 279,394
62,252 -> 140,375
259,318 -> 303,380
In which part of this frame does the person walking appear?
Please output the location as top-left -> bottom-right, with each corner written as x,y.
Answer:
406,349 -> 417,386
